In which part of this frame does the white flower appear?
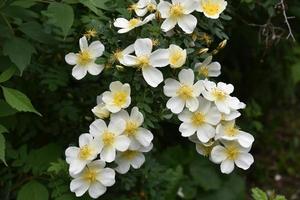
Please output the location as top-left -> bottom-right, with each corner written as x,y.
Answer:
123,38 -> 170,87
114,44 -> 135,65
215,121 -> 254,148
210,141 -> 254,174
189,135 -> 217,157
195,56 -> 221,78
163,69 -> 204,114
221,110 -> 241,121
202,80 -> 241,114
65,36 -> 105,80
111,107 -> 153,150
115,144 -> 153,174
89,118 -> 130,162
70,160 -> 115,198
102,81 -> 131,113
157,0 -> 198,34
132,0 -> 157,17
92,94 -> 110,119
114,14 -> 155,34
65,134 -> 100,175
169,44 -> 187,69
196,0 -> 227,19
178,97 -> 221,142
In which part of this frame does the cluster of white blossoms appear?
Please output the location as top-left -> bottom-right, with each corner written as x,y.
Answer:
64,0 -> 254,198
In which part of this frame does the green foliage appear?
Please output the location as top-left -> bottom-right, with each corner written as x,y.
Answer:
251,188 -> 287,200
17,181 -> 49,200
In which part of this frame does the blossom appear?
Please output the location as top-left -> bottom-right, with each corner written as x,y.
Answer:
210,141 -> 254,174
113,44 -> 135,65
111,107 -> 153,150
91,94 -> 110,119
202,80 -> 241,114
102,81 -> 131,113
196,0 -> 227,19
215,121 -> 254,148
189,135 -> 217,157
114,14 -> 155,34
131,0 -> 157,17
123,38 -> 169,87
169,44 -> 187,69
195,56 -> 221,78
178,97 -> 221,142
163,69 -> 204,114
65,134 -> 100,175
89,118 -> 130,162
157,0 -> 198,34
70,160 -> 115,198
115,144 -> 153,174
65,36 -> 105,80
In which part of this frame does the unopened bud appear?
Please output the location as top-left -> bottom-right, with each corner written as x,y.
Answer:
198,48 -> 209,55
218,39 -> 227,49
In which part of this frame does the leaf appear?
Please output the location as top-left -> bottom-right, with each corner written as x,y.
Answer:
19,21 -> 55,44
79,0 -> 104,16
11,0 -> 37,8
0,129 -> 8,165
0,66 -> 16,83
3,37 -> 36,73
1,86 -> 41,116
0,99 -> 17,117
17,180 -> 49,200
251,188 -> 268,200
89,0 -> 110,10
0,125 -> 8,134
43,2 -> 74,37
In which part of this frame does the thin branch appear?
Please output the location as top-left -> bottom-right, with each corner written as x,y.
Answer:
278,0 -> 296,42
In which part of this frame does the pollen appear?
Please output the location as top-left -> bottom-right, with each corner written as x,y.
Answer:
191,112 -> 205,126
122,150 -> 138,160
170,3 -> 184,18
202,1 -> 220,16
113,49 -> 123,61
225,125 -> 239,137
125,121 -> 139,136
84,29 -> 97,39
177,85 -> 193,100
128,18 -> 141,28
113,91 -> 127,107
225,145 -> 239,160
102,132 -> 115,146
78,50 -> 92,66
147,3 -> 156,12
170,51 -> 183,66
136,55 -> 150,69
79,145 -> 93,160
199,66 -> 209,77
84,169 -> 97,183
212,88 -> 226,101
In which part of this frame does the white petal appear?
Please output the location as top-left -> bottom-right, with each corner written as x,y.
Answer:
186,97 -> 199,112
108,118 -> 126,135
218,82 -> 234,94
210,145 -> 226,163
87,63 -> 104,75
149,49 -> 170,67
235,153 -> 254,170
166,97 -> 185,114
131,153 -> 145,169
69,160 -> 87,175
205,107 -> 221,125
134,38 -> 153,56
65,53 -> 77,65
88,41 -> 105,58
161,18 -> 177,32
70,177 -> 89,197
135,128 -> 153,147
98,168 -> 115,186
115,159 -> 131,174
72,66 -> 87,80
196,124 -> 215,143
178,68 -> 194,85
123,55 -> 138,66
177,14 -> 197,34
192,80 -> 205,96
79,36 -> 88,51
88,182 -> 106,198
237,131 -> 254,148
130,107 -> 144,126
215,100 -> 230,114
79,133 -> 93,147
88,160 -> 106,169
197,97 -> 211,114
220,159 -> 235,174
101,146 -> 116,163
163,78 -> 181,97
142,66 -> 163,87
178,109 -> 192,122
65,147 -> 79,159
113,18 -> 129,28
182,0 -> 197,14
114,135 -> 130,151
179,122 -> 196,137
89,119 -> 107,137
157,1 -> 171,18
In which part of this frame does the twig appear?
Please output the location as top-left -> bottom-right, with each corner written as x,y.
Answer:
278,0 -> 296,42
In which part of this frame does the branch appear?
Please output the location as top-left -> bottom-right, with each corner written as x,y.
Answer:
278,0 -> 296,42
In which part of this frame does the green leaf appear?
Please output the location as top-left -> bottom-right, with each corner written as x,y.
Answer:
1,86 -> 41,116
79,0 -> 104,16
0,124 -> 8,134
274,195 -> 287,200
11,0 -> 37,8
251,188 -> 268,200
3,37 -> 36,73
0,99 -> 17,117
0,66 -> 16,83
0,133 -> 7,165
43,2 -> 74,37
17,180 -> 49,200
89,0 -> 110,10
19,21 -> 54,44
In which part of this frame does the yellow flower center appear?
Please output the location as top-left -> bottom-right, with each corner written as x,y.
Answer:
225,145 -> 239,160
136,55 -> 150,69
191,112 -> 205,126
212,88 -> 226,101
225,126 -> 239,137
177,85 -> 193,100
122,150 -> 138,160
125,121 -> 139,136
84,29 -> 97,39
170,3 -> 184,18
83,169 -> 97,183
78,50 -> 92,66
102,132 -> 115,146
199,66 -> 209,77
147,3 -> 156,12
202,1 -> 221,16
129,18 -> 141,28
113,49 -> 123,61
113,91 -> 127,107
170,51 -> 184,66
79,145 -> 93,160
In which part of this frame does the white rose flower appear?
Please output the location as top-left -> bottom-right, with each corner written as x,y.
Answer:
89,118 -> 130,162
189,135 -> 217,157
102,81 -> 131,113
115,144 -> 153,174
163,69 -> 204,114
111,107 -> 154,150
114,44 -> 135,65
210,141 -> 254,174
215,121 -> 254,148
221,110 -> 241,121
132,0 -> 157,17
70,160 -> 115,198
196,0 -> 227,19
202,80 -> 241,114
157,0 -> 198,34
65,36 -> 105,80
195,56 -> 221,78
123,38 -> 170,87
169,44 -> 187,69
178,97 -> 221,143
114,14 -> 155,34
65,134 -> 100,175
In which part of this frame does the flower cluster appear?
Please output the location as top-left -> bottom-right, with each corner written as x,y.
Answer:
64,0 -> 254,198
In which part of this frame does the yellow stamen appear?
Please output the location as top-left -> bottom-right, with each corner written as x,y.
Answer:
212,88 -> 226,101
170,3 -> 184,18
128,18 -> 141,28
199,66 -> 209,77
136,55 -> 150,69
125,121 -> 139,136
78,51 -> 92,66
225,125 -> 239,137
170,51 -> 184,66
191,112 -> 205,126
84,29 -> 97,39
113,49 -> 123,61
147,3 -> 156,12
113,91 -> 127,107
122,150 -> 138,160
79,145 -> 93,160
202,1 -> 221,16
225,145 -> 239,160
177,85 -> 193,100
102,132 -> 115,146
83,168 -> 97,182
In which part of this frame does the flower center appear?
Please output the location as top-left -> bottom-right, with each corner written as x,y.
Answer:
191,112 -> 205,126
78,50 -> 92,65
113,91 -> 127,107
202,2 -> 220,16
225,126 -> 239,137
84,169 -> 97,183
225,145 -> 239,160
177,85 -> 193,100
129,18 -> 141,28
79,145 -> 93,160
113,49 -> 123,61
125,121 -> 139,136
122,150 -> 138,160
199,66 -> 209,77
147,3 -> 156,12
102,132 -> 115,146
170,3 -> 184,18
170,51 -> 184,66
212,88 -> 226,101
136,55 -> 150,69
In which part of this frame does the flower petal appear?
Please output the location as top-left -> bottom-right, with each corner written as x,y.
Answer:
72,65 -> 87,80
142,66 -> 163,87
134,38 -> 153,56
177,14 -> 197,34
135,128 -> 153,147
88,182 -> 107,199
101,146 -> 116,163
70,177 -> 89,197
220,159 -> 235,174
178,68 -> 194,85
163,78 -> 181,97
149,49 -> 170,67
166,96 -> 185,114
114,135 -> 130,151
161,18 -> 177,32
65,53 -> 77,65
88,41 -> 105,58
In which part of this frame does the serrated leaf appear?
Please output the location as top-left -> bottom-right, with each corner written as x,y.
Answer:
17,180 -> 49,200
251,188 -> 268,200
0,66 -> 16,83
0,132 -> 7,165
43,2 -> 74,37
0,99 -> 17,117
3,37 -> 36,73
1,86 -> 41,116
